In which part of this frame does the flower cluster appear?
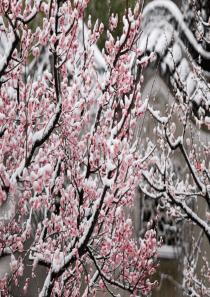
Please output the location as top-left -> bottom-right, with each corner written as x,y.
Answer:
0,0 -> 161,296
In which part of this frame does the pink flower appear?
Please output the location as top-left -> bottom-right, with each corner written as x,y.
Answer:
32,47 -> 40,57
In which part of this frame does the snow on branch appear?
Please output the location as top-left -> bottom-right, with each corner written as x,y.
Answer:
0,0 -> 162,296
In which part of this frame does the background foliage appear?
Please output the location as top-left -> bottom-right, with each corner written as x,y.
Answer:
84,0 -> 136,50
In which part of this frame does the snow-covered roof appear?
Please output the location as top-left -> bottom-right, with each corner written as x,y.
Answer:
141,0 -> 210,63
138,0 -> 210,112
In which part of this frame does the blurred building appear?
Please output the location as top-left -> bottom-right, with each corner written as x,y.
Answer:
135,1 -> 210,296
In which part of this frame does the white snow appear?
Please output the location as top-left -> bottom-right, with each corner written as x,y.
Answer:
164,43 -> 182,71
186,72 -> 196,96
115,206 -> 122,216
0,28 -> 19,73
38,164 -> 52,177
142,0 -> 210,60
0,17 -> 6,55
39,271 -> 52,297
32,101 -> 61,145
205,116 -> 210,124
11,160 -> 25,183
17,7 -> 37,24
138,35 -> 148,54
148,105 -> 168,124
137,98 -> 148,115
105,158 -> 116,171
0,113 -> 6,120
177,57 -> 190,81
147,27 -> 161,52
82,271 -> 99,297
102,171 -> 117,187
155,27 -> 173,56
